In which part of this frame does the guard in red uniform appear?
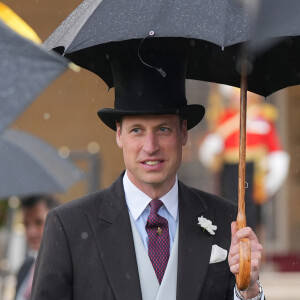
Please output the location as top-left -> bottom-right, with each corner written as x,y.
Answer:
199,86 -> 289,230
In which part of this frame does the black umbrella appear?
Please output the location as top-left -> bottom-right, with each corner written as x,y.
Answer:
43,0 -> 300,98
250,0 -> 300,56
45,0 -> 252,51
43,0 -> 300,290
245,0 -> 300,97
44,0 -> 256,90
0,20 -> 79,134
0,130 -> 83,198
235,1 -> 300,288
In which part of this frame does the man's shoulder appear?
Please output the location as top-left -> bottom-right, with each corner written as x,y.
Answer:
51,172 -> 125,217
59,188 -> 107,209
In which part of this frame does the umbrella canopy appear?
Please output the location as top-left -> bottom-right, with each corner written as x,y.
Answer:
43,0 -> 300,97
250,0 -> 300,55
244,0 -> 300,96
44,0 -> 256,91
0,20 -> 77,134
0,130 -> 83,198
44,0 -> 252,51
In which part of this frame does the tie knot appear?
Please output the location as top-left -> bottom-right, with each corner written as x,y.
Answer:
149,199 -> 163,215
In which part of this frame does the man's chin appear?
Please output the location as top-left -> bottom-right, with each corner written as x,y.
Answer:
141,174 -> 166,185
140,174 -> 175,189
29,243 -> 40,252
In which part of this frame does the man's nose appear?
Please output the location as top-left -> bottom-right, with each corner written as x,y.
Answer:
26,225 -> 37,236
143,132 -> 159,154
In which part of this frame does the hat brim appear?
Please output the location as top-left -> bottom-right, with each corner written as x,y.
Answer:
97,104 -> 205,131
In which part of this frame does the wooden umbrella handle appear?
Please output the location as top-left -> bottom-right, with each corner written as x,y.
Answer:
235,61 -> 251,291
236,238 -> 251,290
236,210 -> 251,290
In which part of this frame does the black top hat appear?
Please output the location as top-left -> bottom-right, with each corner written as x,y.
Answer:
97,38 -> 205,130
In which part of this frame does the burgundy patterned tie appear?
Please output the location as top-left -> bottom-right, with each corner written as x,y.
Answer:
145,199 -> 170,284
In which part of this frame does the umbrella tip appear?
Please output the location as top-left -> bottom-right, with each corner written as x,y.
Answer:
68,62 -> 81,73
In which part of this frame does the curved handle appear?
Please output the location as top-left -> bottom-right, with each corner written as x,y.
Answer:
235,238 -> 251,291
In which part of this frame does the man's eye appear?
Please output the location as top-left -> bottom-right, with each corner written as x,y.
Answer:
132,128 -> 141,133
159,127 -> 168,133
35,219 -> 44,226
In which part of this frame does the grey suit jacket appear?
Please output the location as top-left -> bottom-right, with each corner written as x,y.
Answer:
31,172 -> 236,300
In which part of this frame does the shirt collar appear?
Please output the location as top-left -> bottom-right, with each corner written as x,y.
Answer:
123,171 -> 178,221
28,249 -> 38,259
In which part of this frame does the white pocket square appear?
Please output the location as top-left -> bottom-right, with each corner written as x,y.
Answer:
209,244 -> 228,264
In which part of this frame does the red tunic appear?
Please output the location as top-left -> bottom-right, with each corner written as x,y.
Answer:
218,109 -> 282,153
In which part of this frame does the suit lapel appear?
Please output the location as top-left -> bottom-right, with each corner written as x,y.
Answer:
176,182 -> 214,300
17,256 -> 35,292
86,173 -> 142,300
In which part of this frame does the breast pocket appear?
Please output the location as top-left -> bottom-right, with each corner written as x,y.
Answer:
207,259 -> 229,275
201,261 -> 232,299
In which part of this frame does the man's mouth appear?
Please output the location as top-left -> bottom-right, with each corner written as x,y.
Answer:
144,160 -> 161,166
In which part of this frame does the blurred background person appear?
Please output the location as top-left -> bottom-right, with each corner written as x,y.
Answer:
198,85 -> 290,233
14,194 -> 59,300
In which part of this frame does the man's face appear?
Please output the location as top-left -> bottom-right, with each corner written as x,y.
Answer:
116,114 -> 188,197
22,202 -> 49,251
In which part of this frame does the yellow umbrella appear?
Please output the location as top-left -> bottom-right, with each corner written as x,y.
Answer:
0,2 -> 41,43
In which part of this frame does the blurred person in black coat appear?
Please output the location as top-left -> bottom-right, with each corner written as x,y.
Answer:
14,194 -> 59,300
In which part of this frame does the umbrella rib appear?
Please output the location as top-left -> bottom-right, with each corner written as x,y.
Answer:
44,0 -> 103,52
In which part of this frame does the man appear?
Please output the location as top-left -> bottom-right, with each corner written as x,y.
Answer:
15,194 -> 59,300
31,40 -> 264,299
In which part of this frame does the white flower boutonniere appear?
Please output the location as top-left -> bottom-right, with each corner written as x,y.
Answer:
198,216 -> 217,235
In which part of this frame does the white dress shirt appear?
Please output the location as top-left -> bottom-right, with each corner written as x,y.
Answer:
123,171 -> 178,252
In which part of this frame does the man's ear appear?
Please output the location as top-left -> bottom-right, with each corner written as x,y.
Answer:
182,120 -> 188,146
116,122 -> 123,148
